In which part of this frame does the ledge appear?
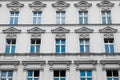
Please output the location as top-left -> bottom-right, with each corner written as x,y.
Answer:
49,67 -> 70,70
48,60 -> 72,66
100,60 -> 120,64
76,67 -> 96,70
22,61 -> 46,66
74,60 -> 98,65
0,61 -> 19,65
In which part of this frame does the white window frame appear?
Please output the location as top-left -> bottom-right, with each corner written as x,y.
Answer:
33,12 -> 42,24
102,11 -> 111,24
56,11 -> 65,24
79,11 -> 88,24
10,12 -> 19,24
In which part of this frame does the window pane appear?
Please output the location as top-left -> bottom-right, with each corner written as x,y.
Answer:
79,17 -> 83,24
107,17 -> 111,24
102,17 -> 106,24
54,78 -> 59,80
56,40 -> 60,44
54,71 -> 59,77
87,78 -> 92,80
10,17 -> 14,24
107,70 -> 112,76
81,78 -> 85,80
61,40 -> 65,44
80,71 -> 85,76
61,45 -> 65,53
60,78 -> 65,80
84,17 -> 88,24
105,45 -> 109,53
1,78 -> 6,80
28,78 -> 32,80
30,46 -> 35,53
36,45 -> 40,53
11,46 -> 15,53
56,45 -> 60,53
14,18 -> 18,24
34,71 -> 39,77
60,71 -> 65,77
86,45 -> 90,52
1,71 -> 6,77
107,78 -> 112,80
110,45 -> 114,53
80,45 -> 84,53
113,70 -> 118,76
5,46 -> 10,54
80,40 -> 84,44
114,78 -> 119,80
28,71 -> 33,77
34,78 -> 39,80
87,71 -> 92,76
8,71 -> 13,77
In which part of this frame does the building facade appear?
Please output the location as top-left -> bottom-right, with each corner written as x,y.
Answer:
0,0 -> 120,80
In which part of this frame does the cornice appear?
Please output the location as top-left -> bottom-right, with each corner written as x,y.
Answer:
0,61 -> 20,66
100,60 -> 120,64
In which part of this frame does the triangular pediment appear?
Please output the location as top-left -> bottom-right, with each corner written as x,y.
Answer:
27,27 -> 45,34
6,1 -> 24,7
74,1 -> 92,8
97,0 -> 114,7
51,27 -> 70,33
99,26 -> 117,33
52,1 -> 70,8
3,27 -> 21,33
75,27 -> 93,33
29,1 -> 47,8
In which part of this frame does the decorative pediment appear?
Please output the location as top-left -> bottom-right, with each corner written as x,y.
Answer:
52,1 -> 70,10
75,27 -> 93,33
29,1 -> 47,11
74,1 -> 92,10
27,27 -> 45,34
6,1 -> 24,11
3,27 -> 21,33
97,0 -> 114,10
51,27 -> 70,33
99,26 -> 117,33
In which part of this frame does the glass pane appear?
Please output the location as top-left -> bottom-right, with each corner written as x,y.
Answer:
79,17 -> 83,24
1,71 -> 6,77
36,45 -> 40,53
113,70 -> 118,76
11,46 -> 15,53
80,45 -> 84,53
5,46 -> 10,54
61,18 -> 65,24
1,78 -> 6,80
61,40 -> 65,44
84,17 -> 88,24
114,78 -> 119,80
38,18 -> 41,24
60,71 -> 65,77
61,45 -> 65,53
54,78 -> 59,80
80,40 -> 84,44
56,18 -> 60,24
56,45 -> 60,53
14,18 -> 18,24
110,45 -> 114,53
28,71 -> 33,77
107,78 -> 112,80
105,45 -> 109,53
80,71 -> 85,76
34,78 -> 39,80
34,71 -> 39,77
12,39 -> 16,44
102,17 -> 106,24
28,78 -> 32,80
8,78 -> 12,80
60,78 -> 65,80
30,46 -> 35,53
87,78 -> 92,80
86,45 -> 90,52
10,17 -> 14,24
81,78 -> 85,80
56,39 -> 60,44
107,17 -> 111,24
54,71 -> 59,77
87,71 -> 92,76
8,71 -> 13,77
33,17 -> 37,24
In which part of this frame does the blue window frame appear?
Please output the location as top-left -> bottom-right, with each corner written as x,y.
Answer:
56,39 -> 65,53
27,70 -> 39,80
1,71 -> 13,80
104,38 -> 114,53
10,12 -> 19,24
30,39 -> 41,53
80,39 -> 90,53
79,11 -> 88,24
54,70 -> 66,80
56,11 -> 65,24
102,11 -> 111,24
106,70 -> 119,80
33,12 -> 42,24
5,39 -> 16,54
80,70 -> 92,80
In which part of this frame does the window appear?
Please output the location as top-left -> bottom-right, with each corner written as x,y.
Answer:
102,11 -> 111,24
56,11 -> 65,24
79,11 -> 88,24
54,70 -> 66,80
10,12 -> 19,24
1,71 -> 13,80
80,70 -> 92,80
33,12 -> 42,24
104,38 -> 114,53
27,70 -> 40,80
30,39 -> 41,53
56,39 -> 65,53
5,39 -> 16,54
106,70 -> 119,80
80,39 -> 90,53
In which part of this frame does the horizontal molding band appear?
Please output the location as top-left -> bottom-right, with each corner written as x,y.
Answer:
76,67 -> 96,70
102,67 -> 120,70
0,67 -> 17,70
0,0 -> 119,1
23,67 -> 44,70
49,67 -> 70,70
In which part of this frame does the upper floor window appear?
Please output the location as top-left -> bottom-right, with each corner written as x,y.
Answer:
54,70 -> 66,80
56,11 -> 65,24
30,38 -> 41,53
10,12 -> 19,24
56,39 -> 65,53
106,70 -> 119,80
102,11 -> 111,24
80,39 -> 90,53
33,12 -> 42,24
80,70 -> 92,80
1,71 -> 13,80
5,39 -> 16,54
104,38 -> 114,53
79,11 -> 88,24
27,70 -> 39,80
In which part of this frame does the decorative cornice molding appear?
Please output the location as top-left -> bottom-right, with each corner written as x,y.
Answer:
22,61 -> 46,66
74,60 -> 97,66
51,27 -> 70,33
75,27 -> 93,33
48,60 -> 72,66
52,1 -> 70,10
6,1 -> 24,7
49,67 -> 70,70
3,27 -> 21,33
99,26 -> 117,33
27,27 -> 45,34
0,61 -> 19,66
100,60 -> 120,65
74,1 -> 92,11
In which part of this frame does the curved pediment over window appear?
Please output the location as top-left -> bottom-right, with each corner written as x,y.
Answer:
3,27 -> 21,33
74,1 -> 92,11
52,1 -> 70,10
75,27 -> 93,33
51,27 -> 70,33
99,26 -> 117,33
27,27 -> 45,34
6,1 -> 24,11
29,1 -> 47,11
97,0 -> 114,10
